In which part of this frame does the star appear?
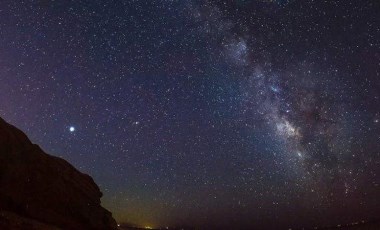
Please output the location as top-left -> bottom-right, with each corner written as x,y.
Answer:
69,126 -> 75,133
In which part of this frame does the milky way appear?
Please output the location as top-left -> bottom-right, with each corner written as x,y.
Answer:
0,1 -> 379,229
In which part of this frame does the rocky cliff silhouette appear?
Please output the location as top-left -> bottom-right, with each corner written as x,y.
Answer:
0,117 -> 117,229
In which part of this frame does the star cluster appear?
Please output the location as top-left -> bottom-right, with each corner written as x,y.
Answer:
0,0 -> 379,229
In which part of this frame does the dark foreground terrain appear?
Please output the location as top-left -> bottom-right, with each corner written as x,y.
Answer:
0,117 -> 117,229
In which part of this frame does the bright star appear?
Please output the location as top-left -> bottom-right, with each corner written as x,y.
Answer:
270,85 -> 280,93
69,126 -> 75,132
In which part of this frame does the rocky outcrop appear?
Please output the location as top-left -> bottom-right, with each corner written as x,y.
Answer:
0,117 -> 118,229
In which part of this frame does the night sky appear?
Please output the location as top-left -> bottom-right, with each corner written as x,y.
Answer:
1,0 -> 380,229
